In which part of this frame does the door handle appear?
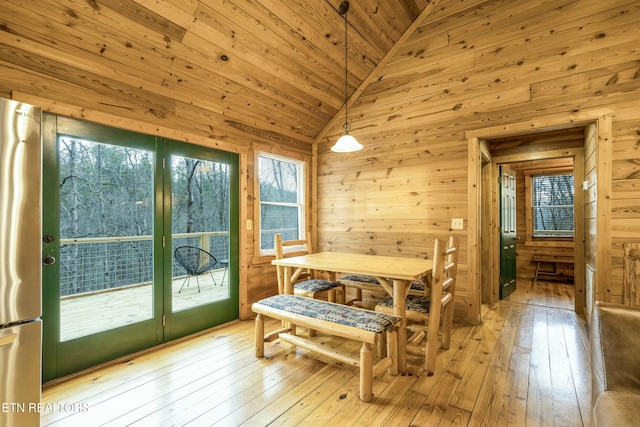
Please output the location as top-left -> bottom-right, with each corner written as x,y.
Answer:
0,333 -> 17,348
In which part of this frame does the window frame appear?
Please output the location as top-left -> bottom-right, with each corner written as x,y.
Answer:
255,150 -> 308,257
525,168 -> 575,243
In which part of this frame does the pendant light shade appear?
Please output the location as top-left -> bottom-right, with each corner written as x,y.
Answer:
333,133 -> 363,152
331,1 -> 362,153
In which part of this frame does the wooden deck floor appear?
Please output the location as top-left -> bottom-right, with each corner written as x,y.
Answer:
42,279 -> 590,427
61,269 -> 229,341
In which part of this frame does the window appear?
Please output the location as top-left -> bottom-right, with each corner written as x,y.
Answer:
258,153 -> 305,254
532,173 -> 574,238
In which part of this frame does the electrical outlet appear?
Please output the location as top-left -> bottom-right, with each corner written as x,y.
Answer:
451,218 -> 464,230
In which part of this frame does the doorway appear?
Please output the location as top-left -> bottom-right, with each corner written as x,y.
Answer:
42,115 -> 239,381
500,158 -> 576,309
479,132 -> 584,313
466,110 -> 613,322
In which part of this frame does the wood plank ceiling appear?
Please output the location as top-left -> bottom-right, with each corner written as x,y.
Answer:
1,0 -> 430,149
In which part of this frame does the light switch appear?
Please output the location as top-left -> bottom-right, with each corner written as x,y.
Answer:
451,218 -> 464,230
247,219 -> 253,230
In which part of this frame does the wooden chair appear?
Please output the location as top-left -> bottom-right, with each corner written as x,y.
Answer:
375,236 -> 459,374
274,233 -> 344,303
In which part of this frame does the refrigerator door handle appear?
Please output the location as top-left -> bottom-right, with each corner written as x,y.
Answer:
0,333 -> 17,347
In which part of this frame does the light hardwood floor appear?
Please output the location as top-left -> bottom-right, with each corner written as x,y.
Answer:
41,279 -> 590,427
504,278 -> 575,311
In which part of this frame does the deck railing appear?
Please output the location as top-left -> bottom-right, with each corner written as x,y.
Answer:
59,232 -> 229,296
59,228 -> 300,296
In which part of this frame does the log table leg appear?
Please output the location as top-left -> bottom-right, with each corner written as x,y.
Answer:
393,279 -> 408,373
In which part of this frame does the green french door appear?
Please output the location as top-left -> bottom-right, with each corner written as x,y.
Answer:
164,140 -> 239,340
42,116 -> 238,381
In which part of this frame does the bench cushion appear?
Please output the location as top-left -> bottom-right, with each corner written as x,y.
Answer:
255,294 -> 400,333
340,275 -> 425,291
340,274 -> 380,284
378,294 -> 431,313
294,279 -> 340,293
409,279 -> 427,291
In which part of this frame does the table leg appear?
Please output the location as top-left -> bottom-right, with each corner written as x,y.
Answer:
393,279 -> 407,373
284,266 -> 293,294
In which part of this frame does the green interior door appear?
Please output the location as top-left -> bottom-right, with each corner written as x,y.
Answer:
42,117 -> 238,381
499,165 -> 517,299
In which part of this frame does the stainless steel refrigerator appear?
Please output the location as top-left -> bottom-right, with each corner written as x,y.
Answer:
0,98 -> 42,427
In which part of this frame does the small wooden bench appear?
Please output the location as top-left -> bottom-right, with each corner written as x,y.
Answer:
252,294 -> 401,402
532,252 -> 574,283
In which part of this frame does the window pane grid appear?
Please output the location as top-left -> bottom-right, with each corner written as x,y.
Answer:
532,174 -> 574,238
258,153 -> 305,252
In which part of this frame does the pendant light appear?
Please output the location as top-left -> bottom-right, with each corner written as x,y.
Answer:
331,0 -> 363,153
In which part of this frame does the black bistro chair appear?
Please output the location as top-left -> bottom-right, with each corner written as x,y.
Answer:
174,246 -> 223,293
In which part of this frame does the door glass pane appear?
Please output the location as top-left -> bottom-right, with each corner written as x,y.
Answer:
171,156 -> 230,312
59,137 -> 154,341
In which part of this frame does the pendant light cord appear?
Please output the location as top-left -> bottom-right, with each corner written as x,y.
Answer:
343,2 -> 350,133
332,1 -> 362,151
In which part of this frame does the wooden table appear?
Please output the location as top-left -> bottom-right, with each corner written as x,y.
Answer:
271,252 -> 433,372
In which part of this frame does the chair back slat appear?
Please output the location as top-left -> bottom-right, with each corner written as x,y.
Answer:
441,277 -> 454,292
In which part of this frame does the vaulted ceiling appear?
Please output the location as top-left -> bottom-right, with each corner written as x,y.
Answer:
1,0 -> 433,149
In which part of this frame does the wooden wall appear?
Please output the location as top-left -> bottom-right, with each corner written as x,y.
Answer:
316,0 -> 640,322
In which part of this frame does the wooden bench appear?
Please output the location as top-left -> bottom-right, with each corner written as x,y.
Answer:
252,294 -> 401,402
532,252 -> 574,283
